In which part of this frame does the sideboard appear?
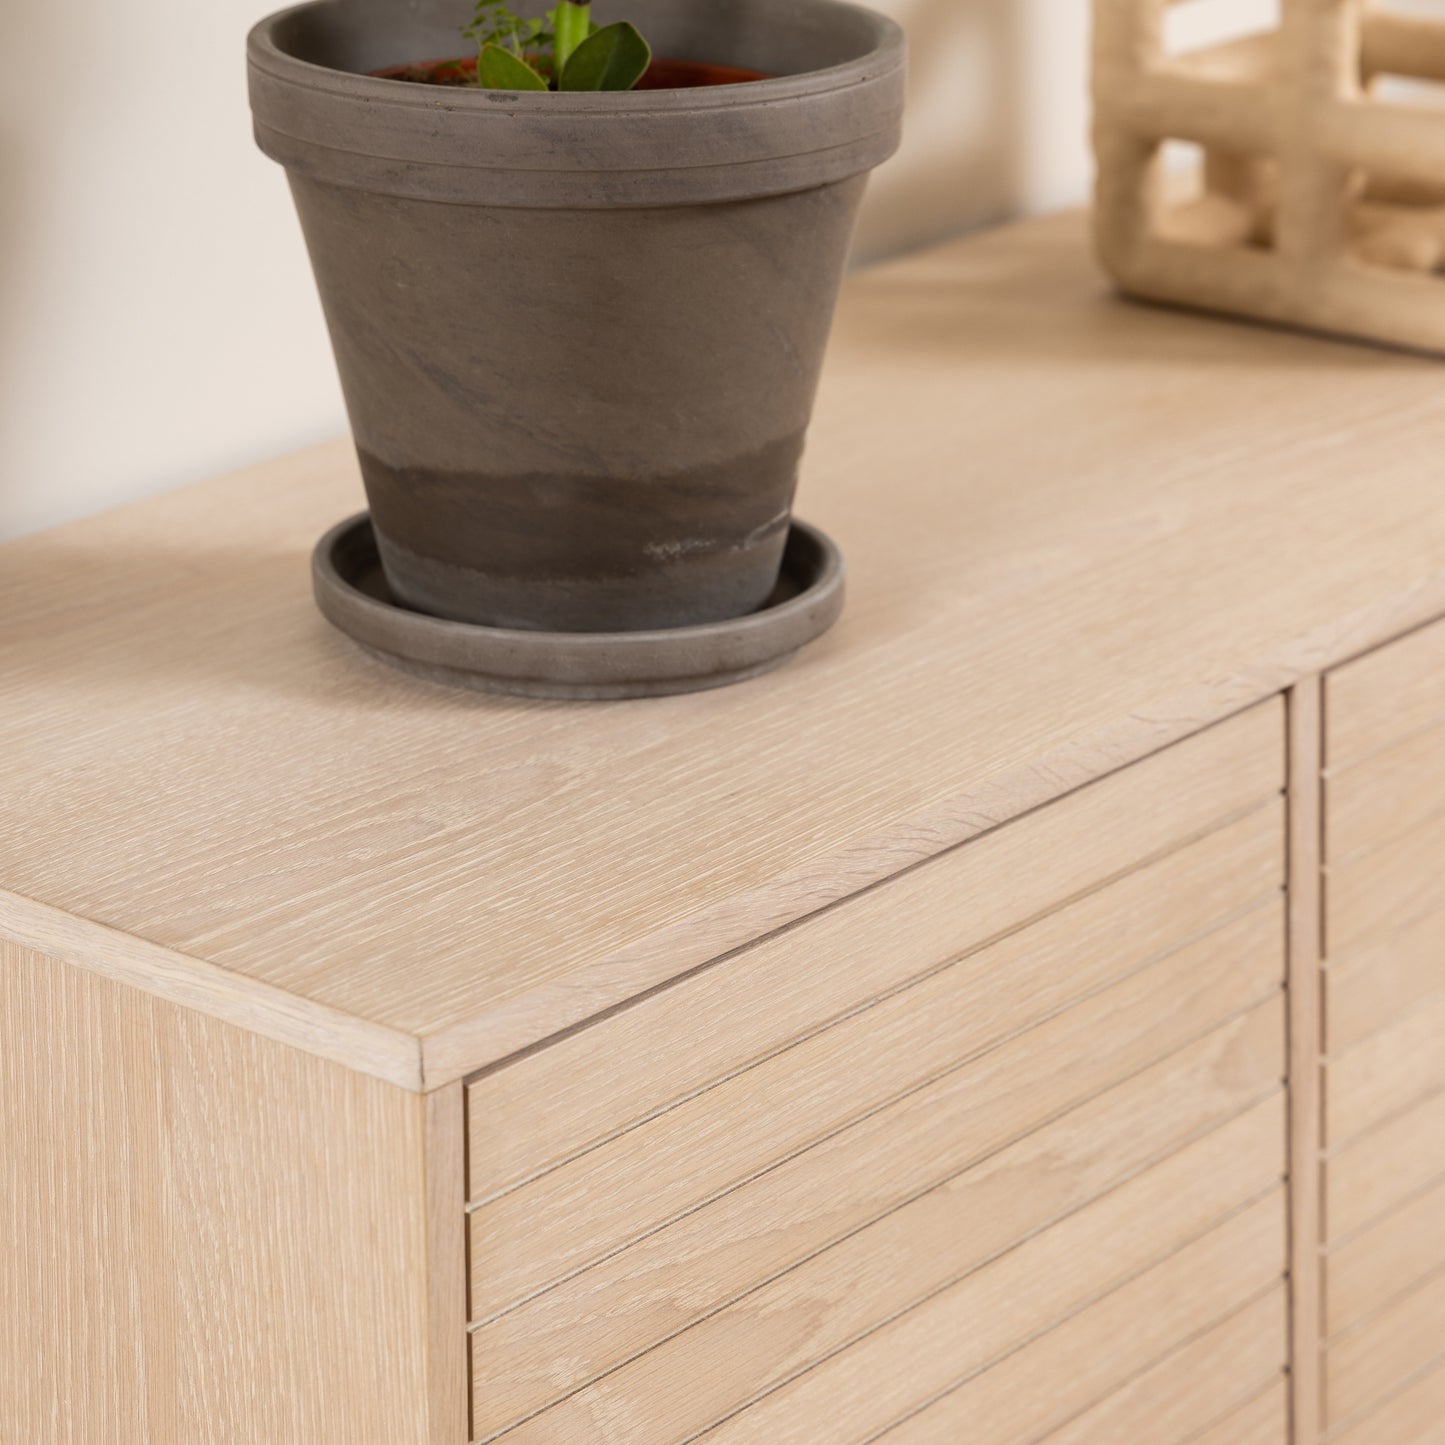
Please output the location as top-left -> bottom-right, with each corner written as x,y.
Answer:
6,210 -> 1445,1444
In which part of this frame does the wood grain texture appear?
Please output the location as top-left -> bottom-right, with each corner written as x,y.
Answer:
11,210 -> 1445,1078
1325,809 -> 1445,964
1326,1088 -> 1445,1244
469,904 -> 1285,1323
1331,1354 -> 1445,1445
1326,1268 -> 1445,1430
425,1084 -> 469,1445
471,1000 -> 1286,1437
1327,617 -> 1445,772
1326,902 -> 1445,1055
0,940 -> 435,1445
466,735 -> 1284,1202
1033,1287 -> 1286,1445
1287,677 -> 1325,1445
1326,718 -> 1445,865
1326,1174 -> 1445,1340
0,887 -> 424,1089
498,1123 -> 1286,1443
1326,988 -> 1445,1148
1185,1380 -> 1289,1445
779,1191 -> 1286,1445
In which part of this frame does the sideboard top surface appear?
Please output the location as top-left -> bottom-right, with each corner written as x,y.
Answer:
5,210 -> 1445,1088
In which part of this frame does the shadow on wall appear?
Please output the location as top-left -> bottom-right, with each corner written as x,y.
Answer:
855,0 -> 1091,265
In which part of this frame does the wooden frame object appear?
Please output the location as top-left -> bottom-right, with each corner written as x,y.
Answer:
8,210 -> 1445,1442
1093,0 -> 1445,352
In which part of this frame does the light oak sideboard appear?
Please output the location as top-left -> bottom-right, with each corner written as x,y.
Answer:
6,211 -> 1445,1444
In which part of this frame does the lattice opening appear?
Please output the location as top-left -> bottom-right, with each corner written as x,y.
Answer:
1370,75 -> 1445,109
1362,2 -> 1445,108
1163,0 -> 1282,59
1155,141 -> 1279,251
1351,177 -> 1445,276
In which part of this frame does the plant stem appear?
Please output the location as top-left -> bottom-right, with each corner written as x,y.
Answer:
554,0 -> 591,77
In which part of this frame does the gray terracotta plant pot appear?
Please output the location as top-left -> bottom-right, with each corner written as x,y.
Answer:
249,0 -> 905,632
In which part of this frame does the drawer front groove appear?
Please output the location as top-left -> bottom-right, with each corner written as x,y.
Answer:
1326,719 -> 1445,865
1326,619 -> 1445,772
1030,1286 -> 1286,1445
767,1193 -> 1286,1445
1327,1173 -> 1445,1339
462,704 -> 1288,1443
466,702 -> 1284,1205
1326,809 -> 1445,965
1326,1265 -> 1445,1431
1179,1381 -> 1288,1445
1325,901 -> 1445,1055
1331,1354 -> 1445,1445
488,1129 -> 1286,1443
1325,1088 -> 1445,1244
470,1001 -> 1285,1438
470,898 -> 1285,1324
1325,986 -> 1445,1149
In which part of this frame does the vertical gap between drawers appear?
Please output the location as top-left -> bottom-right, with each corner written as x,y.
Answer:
1286,676 -> 1326,1445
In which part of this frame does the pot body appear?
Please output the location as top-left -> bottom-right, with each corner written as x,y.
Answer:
250,0 -> 905,631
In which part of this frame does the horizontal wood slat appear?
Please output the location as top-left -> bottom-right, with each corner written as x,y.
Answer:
1327,1174 -> 1445,1339
498,1120 -> 1285,1444
1326,719 -> 1445,865
1326,987 -> 1445,1148
1033,1286 -> 1286,1445
466,708 -> 1285,1202
1326,1088 -> 1445,1243
813,1195 -> 1286,1445
1325,810 -> 1445,964
1325,903 -> 1445,1055
1327,620 -> 1445,771
1332,1354 -> 1445,1445
1187,1381 -> 1289,1445
1327,1269 -> 1445,1429
471,998 -> 1286,1437
470,894 -> 1285,1322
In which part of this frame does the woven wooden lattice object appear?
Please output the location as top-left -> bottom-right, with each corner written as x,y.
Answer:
1093,1 -> 1445,352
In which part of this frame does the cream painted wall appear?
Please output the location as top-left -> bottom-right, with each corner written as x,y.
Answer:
0,0 -> 1095,541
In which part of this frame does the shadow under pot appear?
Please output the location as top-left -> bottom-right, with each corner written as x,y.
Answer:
248,0 -> 906,633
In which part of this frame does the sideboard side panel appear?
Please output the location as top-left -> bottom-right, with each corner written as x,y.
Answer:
425,1081 -> 470,1445
0,939 -> 433,1445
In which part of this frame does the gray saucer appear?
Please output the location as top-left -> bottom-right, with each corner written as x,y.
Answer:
312,513 -> 846,701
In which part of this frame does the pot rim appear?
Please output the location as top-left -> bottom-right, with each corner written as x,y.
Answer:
249,0 -> 905,205
247,0 -> 905,118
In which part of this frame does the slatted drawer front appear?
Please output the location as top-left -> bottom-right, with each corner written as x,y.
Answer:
1326,619 -> 1445,774
1187,1383 -> 1290,1445
1327,1274 -> 1445,1432
1332,1355 -> 1445,1445
1323,620 -> 1445,1438
873,1261 -> 1287,1445
465,703 -> 1286,1443
1327,1176 -> 1445,1338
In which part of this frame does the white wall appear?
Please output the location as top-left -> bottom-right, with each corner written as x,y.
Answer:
0,0 -> 1095,541
856,0 -> 1092,265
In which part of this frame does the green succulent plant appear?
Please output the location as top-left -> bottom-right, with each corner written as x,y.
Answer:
464,0 -> 652,91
